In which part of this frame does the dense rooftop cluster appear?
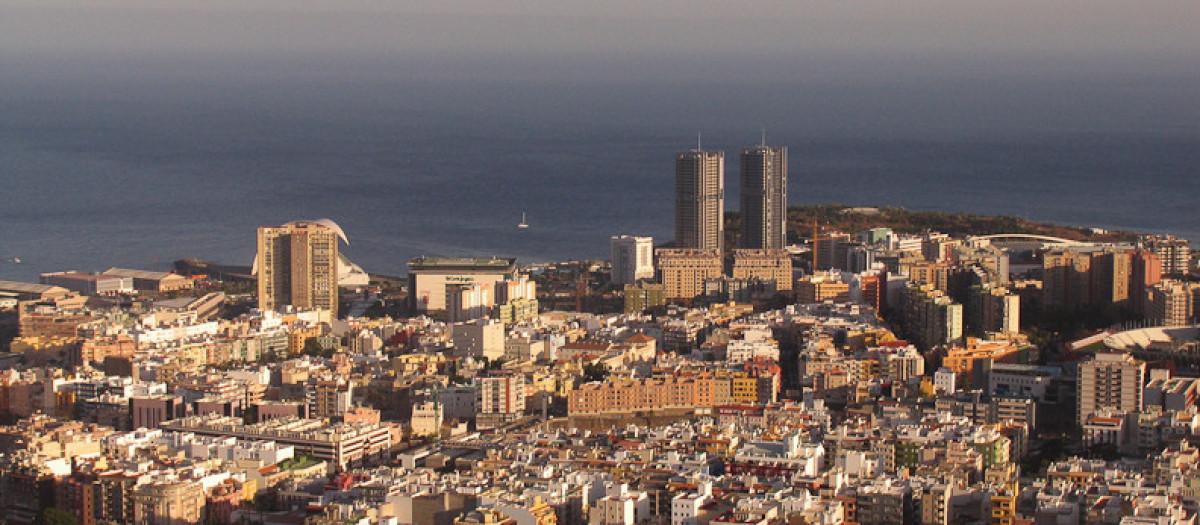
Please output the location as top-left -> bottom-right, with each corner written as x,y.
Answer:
0,218 -> 1198,524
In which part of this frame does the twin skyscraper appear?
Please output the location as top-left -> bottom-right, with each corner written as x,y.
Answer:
675,143 -> 787,252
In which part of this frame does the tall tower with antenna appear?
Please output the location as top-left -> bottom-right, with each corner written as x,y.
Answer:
740,135 -> 788,250
675,138 -> 725,253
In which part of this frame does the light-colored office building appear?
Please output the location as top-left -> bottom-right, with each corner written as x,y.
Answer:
813,232 -> 852,272
988,364 -> 1061,402
495,275 -> 536,303
306,379 -> 353,419
438,386 -> 479,421
407,257 -> 517,313
1144,377 -> 1199,412
624,282 -> 666,314
978,286 -> 1021,335
1043,247 -> 1147,312
493,275 -> 539,323
611,236 -> 655,286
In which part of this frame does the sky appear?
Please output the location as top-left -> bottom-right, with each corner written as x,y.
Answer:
0,0 -> 1197,275
2,1 -> 1197,68
2,1 -> 1196,144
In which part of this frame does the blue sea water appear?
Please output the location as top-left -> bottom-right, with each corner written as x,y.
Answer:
0,57 -> 1197,281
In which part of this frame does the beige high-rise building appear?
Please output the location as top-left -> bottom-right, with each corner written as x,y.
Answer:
256,220 -> 340,313
1043,247 -> 1140,312
979,286 -> 1021,335
492,275 -> 538,323
656,249 -> 723,301
1090,249 -> 1133,308
675,149 -> 724,252
1042,249 -> 1093,311
731,249 -> 793,291
1077,352 -> 1145,426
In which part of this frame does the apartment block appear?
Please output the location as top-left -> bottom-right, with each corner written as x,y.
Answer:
796,272 -> 850,304
731,249 -> 792,291
478,373 -> 527,429
656,249 -> 723,301
901,284 -> 963,351
1077,352 -> 1145,426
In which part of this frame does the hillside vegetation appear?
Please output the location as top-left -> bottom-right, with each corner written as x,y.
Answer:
724,205 -> 1138,247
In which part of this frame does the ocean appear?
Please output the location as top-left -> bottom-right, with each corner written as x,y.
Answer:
1,56 -> 1197,281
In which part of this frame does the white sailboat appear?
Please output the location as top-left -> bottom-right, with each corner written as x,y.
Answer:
517,212 -> 529,229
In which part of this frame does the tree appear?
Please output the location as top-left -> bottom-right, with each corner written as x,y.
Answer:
40,508 -> 77,525
582,363 -> 609,383
302,338 -> 334,358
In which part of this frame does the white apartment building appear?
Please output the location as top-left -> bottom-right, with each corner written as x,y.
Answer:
591,483 -> 650,525
671,482 -> 712,525
611,236 -> 655,286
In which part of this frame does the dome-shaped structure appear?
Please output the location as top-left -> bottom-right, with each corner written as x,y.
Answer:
284,218 -> 350,245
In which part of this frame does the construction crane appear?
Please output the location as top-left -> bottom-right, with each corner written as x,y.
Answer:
575,265 -> 589,312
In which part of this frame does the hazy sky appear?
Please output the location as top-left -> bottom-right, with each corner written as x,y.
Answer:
2,0 -> 1197,65
0,1 -> 1198,276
